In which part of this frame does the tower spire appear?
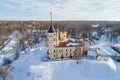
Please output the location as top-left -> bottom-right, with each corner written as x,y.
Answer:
48,12 -> 55,33
50,12 -> 52,25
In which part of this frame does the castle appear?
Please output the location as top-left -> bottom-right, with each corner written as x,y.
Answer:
47,13 -> 89,59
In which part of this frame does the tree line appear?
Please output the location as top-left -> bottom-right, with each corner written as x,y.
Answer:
0,21 -> 120,45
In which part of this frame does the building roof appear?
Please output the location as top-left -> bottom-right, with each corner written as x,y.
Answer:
57,41 -> 84,47
48,23 -> 55,33
57,42 -> 68,47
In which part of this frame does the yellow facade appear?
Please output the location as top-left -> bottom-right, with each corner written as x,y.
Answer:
47,27 -> 89,59
48,46 -> 84,59
59,32 -> 67,41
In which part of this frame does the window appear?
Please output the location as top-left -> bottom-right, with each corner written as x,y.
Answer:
61,54 -> 63,59
56,54 -> 58,57
66,49 -> 67,52
75,49 -> 77,51
66,54 -> 67,56
54,50 -> 55,53
70,49 -> 72,52
53,38 -> 55,41
70,54 -> 72,58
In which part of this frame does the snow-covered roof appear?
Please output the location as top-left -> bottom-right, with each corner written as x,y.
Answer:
68,38 -> 76,42
91,24 -> 99,28
66,42 -> 82,47
57,42 -> 83,47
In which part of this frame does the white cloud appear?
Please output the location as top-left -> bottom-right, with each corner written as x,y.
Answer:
0,0 -> 120,20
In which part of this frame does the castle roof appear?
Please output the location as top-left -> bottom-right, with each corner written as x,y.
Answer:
57,41 -> 84,47
48,23 -> 55,33
57,42 -> 68,47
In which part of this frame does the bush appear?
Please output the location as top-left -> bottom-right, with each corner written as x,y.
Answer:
0,66 -> 9,80
3,59 -> 12,65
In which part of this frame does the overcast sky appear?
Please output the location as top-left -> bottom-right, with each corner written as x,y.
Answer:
0,0 -> 120,21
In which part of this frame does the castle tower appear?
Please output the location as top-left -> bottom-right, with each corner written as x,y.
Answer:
47,13 -> 58,59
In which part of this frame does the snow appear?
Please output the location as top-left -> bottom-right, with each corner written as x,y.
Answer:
0,31 -> 23,67
101,47 -> 119,56
2,38 -> 17,52
1,30 -> 120,80
87,50 -> 97,57
91,31 -> 98,36
114,44 -> 120,47
7,45 -> 120,80
91,24 -> 99,28
112,44 -> 120,53
66,42 -> 81,46
90,45 -> 120,56
10,47 -> 47,80
90,33 -> 120,56
9,30 -> 23,39
68,38 -> 76,42
103,27 -> 112,33
2,31 -> 22,52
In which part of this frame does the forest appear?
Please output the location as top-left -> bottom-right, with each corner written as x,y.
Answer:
0,21 -> 120,47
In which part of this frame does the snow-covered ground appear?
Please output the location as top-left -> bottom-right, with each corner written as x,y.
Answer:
0,31 -> 22,66
1,30 -> 120,80
90,33 -> 120,56
98,47 -> 120,56
8,46 -> 120,80
90,45 -> 120,56
1,31 -> 22,52
9,46 -> 47,80
2,38 -> 17,52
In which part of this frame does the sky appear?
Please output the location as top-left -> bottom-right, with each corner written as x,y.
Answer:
0,0 -> 120,21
